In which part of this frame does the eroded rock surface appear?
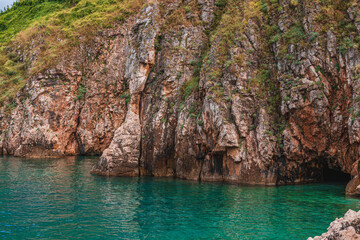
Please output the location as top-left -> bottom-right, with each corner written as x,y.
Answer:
2,0 -> 360,191
308,210 -> 360,240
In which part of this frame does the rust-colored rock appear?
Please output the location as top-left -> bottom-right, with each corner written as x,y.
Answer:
2,0 -> 360,194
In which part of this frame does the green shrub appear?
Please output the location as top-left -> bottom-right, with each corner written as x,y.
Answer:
215,0 -> 227,7
75,84 -> 86,100
181,77 -> 199,100
339,37 -> 354,54
0,0 -> 143,105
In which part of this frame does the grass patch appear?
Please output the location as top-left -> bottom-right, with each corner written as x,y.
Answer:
0,0 -> 144,106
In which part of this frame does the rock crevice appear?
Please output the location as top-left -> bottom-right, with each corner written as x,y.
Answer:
1,0 -> 360,195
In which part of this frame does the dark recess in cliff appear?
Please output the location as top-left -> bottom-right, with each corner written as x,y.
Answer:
323,166 -> 351,183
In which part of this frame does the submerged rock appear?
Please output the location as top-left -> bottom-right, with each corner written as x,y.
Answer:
308,210 -> 360,240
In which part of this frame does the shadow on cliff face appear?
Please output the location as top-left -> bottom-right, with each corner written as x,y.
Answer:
322,165 -> 351,184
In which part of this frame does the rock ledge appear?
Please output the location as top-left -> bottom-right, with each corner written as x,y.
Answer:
308,210 -> 360,240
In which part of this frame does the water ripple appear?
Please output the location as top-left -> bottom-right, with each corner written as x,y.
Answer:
0,156 -> 359,239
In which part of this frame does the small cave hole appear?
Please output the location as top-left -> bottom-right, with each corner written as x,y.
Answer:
322,165 -> 351,183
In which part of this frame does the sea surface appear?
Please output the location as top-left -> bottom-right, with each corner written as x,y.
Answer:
0,156 -> 359,240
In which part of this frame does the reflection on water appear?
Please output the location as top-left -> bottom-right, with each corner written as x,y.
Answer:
0,156 -> 359,239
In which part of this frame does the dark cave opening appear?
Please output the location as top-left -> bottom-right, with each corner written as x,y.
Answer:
323,165 -> 351,183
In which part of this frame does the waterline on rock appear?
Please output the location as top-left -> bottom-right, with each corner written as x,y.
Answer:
0,156 -> 359,239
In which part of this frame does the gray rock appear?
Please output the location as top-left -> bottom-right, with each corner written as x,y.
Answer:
308,210 -> 360,240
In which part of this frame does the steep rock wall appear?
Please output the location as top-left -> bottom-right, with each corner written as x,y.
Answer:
2,0 -> 360,195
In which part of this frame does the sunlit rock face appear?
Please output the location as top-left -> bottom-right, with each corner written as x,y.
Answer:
2,0 -> 360,192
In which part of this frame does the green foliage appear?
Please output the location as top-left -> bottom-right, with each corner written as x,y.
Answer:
0,0 -> 75,43
184,6 -> 191,13
120,92 -> 131,104
259,0 -> 268,12
5,99 -> 17,115
339,37 -> 355,54
155,34 -> 163,54
283,25 -> 305,44
269,33 -> 281,43
75,84 -> 86,100
0,0 -> 143,105
179,102 -> 185,112
176,72 -> 182,80
215,0 -> 227,7
315,65 -> 325,75
181,76 -> 199,101
254,68 -> 270,87
309,32 -> 319,42
181,49 -> 205,101
189,59 -> 197,66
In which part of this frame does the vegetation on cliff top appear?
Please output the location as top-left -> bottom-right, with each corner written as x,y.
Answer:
0,0 -> 143,106
1,0 -> 359,110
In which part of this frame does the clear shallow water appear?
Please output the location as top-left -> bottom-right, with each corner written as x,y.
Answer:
0,156 -> 359,240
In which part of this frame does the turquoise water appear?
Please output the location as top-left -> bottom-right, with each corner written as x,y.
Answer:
0,156 -> 359,240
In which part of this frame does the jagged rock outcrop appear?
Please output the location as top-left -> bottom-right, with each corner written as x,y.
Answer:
2,0 -> 360,193
0,20 -> 133,157
308,210 -> 360,240
92,4 -> 159,176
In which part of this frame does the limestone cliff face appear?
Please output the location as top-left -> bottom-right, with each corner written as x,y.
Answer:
2,0 -> 360,195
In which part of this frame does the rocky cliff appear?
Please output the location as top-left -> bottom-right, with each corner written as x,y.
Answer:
1,0 -> 360,195
308,209 -> 360,240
